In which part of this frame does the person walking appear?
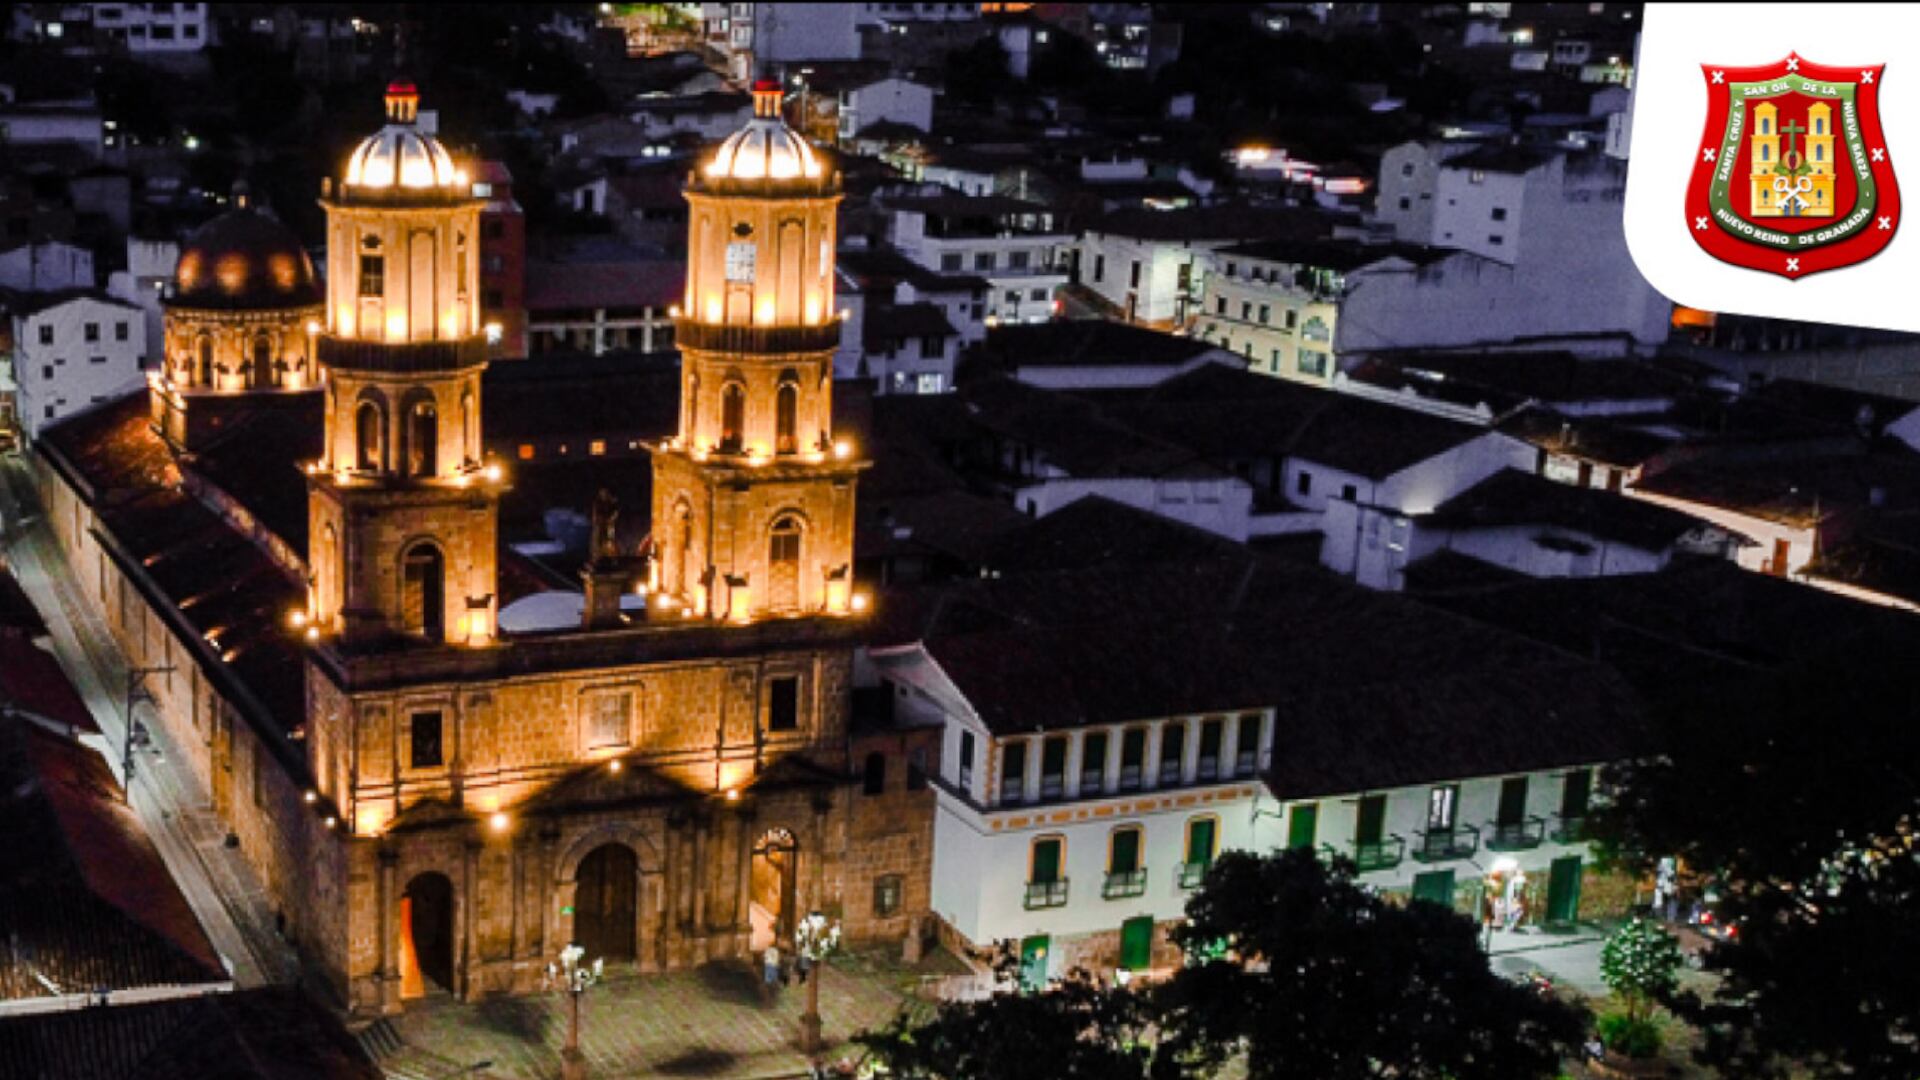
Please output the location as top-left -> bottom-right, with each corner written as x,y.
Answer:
762,943 -> 782,999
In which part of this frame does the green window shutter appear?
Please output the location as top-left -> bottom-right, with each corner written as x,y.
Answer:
1357,794 -> 1386,846
1561,768 -> 1592,818
1031,838 -> 1061,884
1287,803 -> 1318,851
1498,777 -> 1528,826
1186,818 -> 1216,866
1110,829 -> 1140,874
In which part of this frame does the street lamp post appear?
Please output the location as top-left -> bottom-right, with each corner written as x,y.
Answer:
546,943 -> 603,1080
793,910 -> 841,1055
122,665 -> 173,801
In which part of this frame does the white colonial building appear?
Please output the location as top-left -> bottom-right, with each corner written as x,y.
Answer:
886,193 -> 1069,325
10,293 -> 148,441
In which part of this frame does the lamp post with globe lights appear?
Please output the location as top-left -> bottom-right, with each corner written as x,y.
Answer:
546,943 -> 603,1080
794,910 -> 841,1054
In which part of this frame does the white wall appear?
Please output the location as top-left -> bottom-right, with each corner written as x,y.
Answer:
13,296 -> 148,441
1078,232 -> 1224,326
840,78 -> 934,137
0,240 -> 95,292
754,1 -> 861,62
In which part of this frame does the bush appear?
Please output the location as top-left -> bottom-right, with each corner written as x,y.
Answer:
1597,1011 -> 1664,1060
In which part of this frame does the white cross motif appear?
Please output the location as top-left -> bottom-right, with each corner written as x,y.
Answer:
1711,70 -> 1725,84
1786,257 -> 1801,272
1786,56 -> 1800,72
1880,216 -> 1895,230
1695,216 -> 1710,230
1862,70 -> 1876,84
1872,147 -> 1887,162
1702,148 -> 1717,163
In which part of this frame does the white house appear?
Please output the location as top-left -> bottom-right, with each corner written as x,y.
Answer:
107,235 -> 179,364
886,193 -> 1069,325
834,76 -> 934,142
0,103 -> 105,158
0,240 -> 95,293
1077,206 -> 1324,329
11,293 -> 148,441
90,2 -> 211,55
835,245 -> 986,395
865,546 -> 1637,985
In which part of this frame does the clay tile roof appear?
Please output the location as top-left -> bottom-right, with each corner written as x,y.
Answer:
1425,469 -> 1713,551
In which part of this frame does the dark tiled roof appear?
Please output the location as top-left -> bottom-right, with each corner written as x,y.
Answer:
1500,408 -> 1676,469
984,494 -> 1245,573
874,529 -> 1644,797
1087,204 -> 1330,243
863,302 -> 956,348
0,719 -> 224,1004
525,257 -> 683,313
1633,450 -> 1920,528
1804,516 -> 1920,605
0,568 -> 48,635
0,987 -> 379,1079
0,627 -> 96,734
1426,469 -> 1711,550
1358,350 -> 1692,408
1400,549 -> 1533,594
857,489 -> 1030,567
958,377 -> 1221,480
836,247 -> 987,295
976,320 -> 1221,371
1216,238 -> 1449,273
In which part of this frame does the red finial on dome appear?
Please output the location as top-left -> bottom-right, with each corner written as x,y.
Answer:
385,80 -> 420,123
751,79 -> 784,119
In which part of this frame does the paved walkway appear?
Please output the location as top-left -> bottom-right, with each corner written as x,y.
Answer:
365,951 -> 948,1080
0,452 -> 297,988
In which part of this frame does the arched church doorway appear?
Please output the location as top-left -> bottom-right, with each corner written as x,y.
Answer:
402,542 -> 445,641
573,843 -> 638,963
750,827 -> 797,951
400,872 -> 455,997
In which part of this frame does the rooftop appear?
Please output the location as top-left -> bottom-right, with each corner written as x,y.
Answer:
1426,469 -> 1715,551
975,320 -> 1227,372
1217,238 -> 1449,273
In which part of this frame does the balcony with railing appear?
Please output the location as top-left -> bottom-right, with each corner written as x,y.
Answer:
1102,869 -> 1148,900
1414,824 -> 1481,863
1080,767 -> 1105,794
999,776 -> 1025,806
1117,764 -> 1143,792
1039,771 -> 1065,801
1233,749 -> 1258,778
1335,835 -> 1406,872
1552,813 -> 1587,844
1023,879 -> 1069,910
1158,757 -> 1184,786
1176,861 -> 1211,890
1195,754 -> 1220,783
1486,816 -> 1547,852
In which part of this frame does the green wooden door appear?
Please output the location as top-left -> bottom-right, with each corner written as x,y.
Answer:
1287,803 -> 1318,850
1186,818 -> 1216,867
1412,869 -> 1455,908
1019,935 -> 1050,991
1119,916 -> 1153,972
1110,828 -> 1140,874
1546,856 -> 1583,926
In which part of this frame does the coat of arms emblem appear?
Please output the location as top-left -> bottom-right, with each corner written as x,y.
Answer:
1686,54 -> 1899,279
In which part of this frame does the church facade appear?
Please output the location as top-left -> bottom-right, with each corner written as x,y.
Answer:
32,81 -> 924,1016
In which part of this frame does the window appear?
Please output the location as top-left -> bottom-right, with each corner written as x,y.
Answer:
918,335 -> 945,359
1026,835 -> 1067,908
1488,234 -> 1504,246
1401,162 -> 1415,177
1029,288 -> 1046,302
1158,722 -> 1184,785
1398,196 -> 1411,210
873,874 -> 903,916
1104,826 -> 1146,898
1296,471 -> 1312,497
589,439 -> 606,456
1119,728 -> 1145,790
90,355 -> 107,365
1009,250 -> 1030,270
1491,207 -> 1508,221
1080,730 -> 1107,792
1093,254 -> 1106,282
775,380 -> 798,453
941,253 -> 962,272
1341,483 -> 1357,501
1129,261 -> 1141,288
588,691 -> 631,748
37,325 -> 53,345
1427,784 -> 1458,831
1257,304 -> 1270,325
720,382 -> 746,451
1284,309 -> 1298,330
1215,296 -> 1227,315
1195,718 -> 1222,781
1561,768 -> 1592,820
958,730 -> 976,788
767,676 -> 799,732
1179,817 -> 1217,888
863,751 -> 887,795
115,321 -> 129,341
974,252 -> 994,271
359,254 -> 385,297
1000,741 -> 1027,803
907,747 -> 929,790
1356,793 -> 1387,846
1498,776 -> 1528,827
1299,350 -> 1329,377
84,322 -> 99,343
517,443 -> 535,460
410,710 -> 444,769
1037,736 -> 1068,799
1240,301 -> 1252,320
1234,714 -> 1260,775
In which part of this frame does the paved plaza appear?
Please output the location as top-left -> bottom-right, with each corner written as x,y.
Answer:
361,949 -> 963,1080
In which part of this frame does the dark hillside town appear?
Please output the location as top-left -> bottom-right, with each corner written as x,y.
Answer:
0,4 -> 1916,1078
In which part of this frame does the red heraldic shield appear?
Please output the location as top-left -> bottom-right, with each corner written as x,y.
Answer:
1686,53 -> 1900,279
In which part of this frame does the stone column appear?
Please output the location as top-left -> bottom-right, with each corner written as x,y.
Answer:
1063,732 -> 1085,799
1183,720 -> 1203,785
460,837 -> 480,1000
1142,720 -> 1165,791
377,847 -> 402,1014
1022,736 -> 1041,803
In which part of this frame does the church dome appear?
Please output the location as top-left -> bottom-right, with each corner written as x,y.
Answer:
703,81 -> 824,185
169,202 -> 321,311
343,82 -> 461,192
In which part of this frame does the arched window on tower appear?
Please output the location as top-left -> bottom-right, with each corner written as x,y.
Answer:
768,515 -> 801,610
252,333 -> 276,387
775,376 -> 798,454
686,372 -> 700,443
675,502 -> 695,596
460,390 -> 476,466
196,335 -> 214,386
407,398 -> 439,477
401,542 -> 446,641
721,382 -> 746,453
356,400 -> 385,471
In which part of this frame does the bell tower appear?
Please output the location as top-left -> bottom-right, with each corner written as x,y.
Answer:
307,82 -> 501,646
651,81 -> 862,621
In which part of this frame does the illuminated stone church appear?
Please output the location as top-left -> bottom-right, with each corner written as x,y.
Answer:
32,80 -> 929,1015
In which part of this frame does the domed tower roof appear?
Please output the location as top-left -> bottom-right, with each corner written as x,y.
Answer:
168,202 -> 322,311
699,81 -> 830,191
342,82 -> 462,194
